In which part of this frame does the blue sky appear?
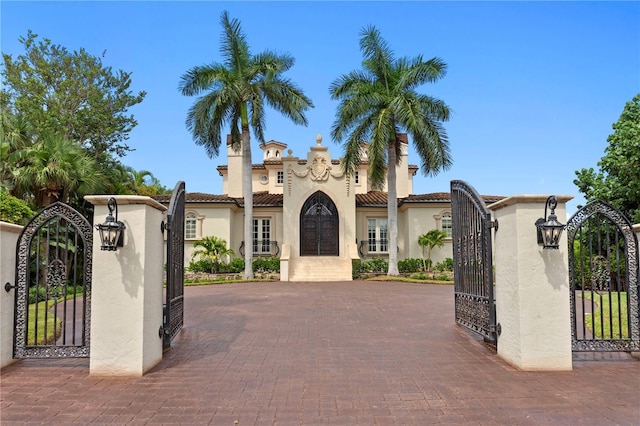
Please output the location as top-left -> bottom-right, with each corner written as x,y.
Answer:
2,1 -> 639,215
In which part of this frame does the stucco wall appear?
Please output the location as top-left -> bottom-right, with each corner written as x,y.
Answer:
1,221 -> 22,368
282,143 -> 356,260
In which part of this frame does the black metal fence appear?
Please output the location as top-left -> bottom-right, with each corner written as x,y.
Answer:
567,200 -> 639,352
10,202 -> 92,358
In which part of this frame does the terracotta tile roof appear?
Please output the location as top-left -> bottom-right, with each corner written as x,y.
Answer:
156,191 -> 503,208
356,192 -> 506,207
356,191 -> 388,207
154,192 -> 237,204
238,192 -> 283,207
402,193 -> 505,204
260,140 -> 288,149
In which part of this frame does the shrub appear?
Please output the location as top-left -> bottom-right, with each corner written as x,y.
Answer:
434,274 -> 451,281
410,272 -> 428,280
0,191 -> 34,225
360,258 -> 388,273
352,259 -> 362,279
227,258 -> 245,273
434,258 -> 454,272
28,286 -> 47,304
398,258 -> 423,273
253,257 -> 280,273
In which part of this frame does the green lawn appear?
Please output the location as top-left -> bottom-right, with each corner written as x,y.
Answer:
27,300 -> 62,345
582,292 -> 629,339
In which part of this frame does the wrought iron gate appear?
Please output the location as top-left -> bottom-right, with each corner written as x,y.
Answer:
9,202 -> 92,358
450,180 -> 499,345
163,181 -> 185,349
567,200 -> 639,352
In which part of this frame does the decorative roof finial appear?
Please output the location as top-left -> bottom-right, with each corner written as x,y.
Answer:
316,133 -> 322,146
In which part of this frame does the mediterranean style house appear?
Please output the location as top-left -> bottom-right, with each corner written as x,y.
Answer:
156,134 -> 502,281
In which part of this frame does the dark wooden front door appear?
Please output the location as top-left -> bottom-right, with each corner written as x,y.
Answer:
300,191 -> 339,256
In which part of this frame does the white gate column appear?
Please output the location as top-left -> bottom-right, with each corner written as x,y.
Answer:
86,195 -> 167,377
489,195 -> 573,371
0,222 -> 22,368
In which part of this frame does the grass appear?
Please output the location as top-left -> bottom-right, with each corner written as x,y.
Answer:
27,299 -> 62,345
364,275 -> 454,285
582,292 -> 629,339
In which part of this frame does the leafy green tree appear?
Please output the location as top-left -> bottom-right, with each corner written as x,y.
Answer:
1,31 -> 146,162
418,230 -> 447,272
179,11 -> 313,279
330,26 -> 451,275
191,236 -> 235,273
574,93 -> 640,223
11,134 -> 105,207
0,190 -> 34,225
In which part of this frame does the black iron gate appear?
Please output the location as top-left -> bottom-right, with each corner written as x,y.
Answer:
163,181 -> 185,349
8,202 -> 92,358
450,180 -> 499,345
567,200 -> 639,352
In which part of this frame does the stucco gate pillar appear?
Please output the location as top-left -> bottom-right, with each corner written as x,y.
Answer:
85,195 -> 167,377
1,222 -> 22,368
489,195 -> 573,371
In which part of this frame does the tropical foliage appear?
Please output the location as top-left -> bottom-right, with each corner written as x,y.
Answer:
330,26 -> 451,275
190,235 -> 235,273
574,93 -> 640,223
1,31 -> 166,211
179,11 -> 312,279
418,229 -> 448,271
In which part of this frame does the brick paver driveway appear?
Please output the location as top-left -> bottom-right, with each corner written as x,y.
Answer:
1,281 -> 638,425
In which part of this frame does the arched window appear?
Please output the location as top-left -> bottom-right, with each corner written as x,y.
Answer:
441,212 -> 452,237
185,213 -> 197,239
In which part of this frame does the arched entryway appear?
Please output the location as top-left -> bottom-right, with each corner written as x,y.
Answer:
300,191 -> 339,256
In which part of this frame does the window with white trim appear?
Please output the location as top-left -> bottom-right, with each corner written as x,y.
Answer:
277,170 -> 284,184
185,213 -> 197,239
367,218 -> 388,253
252,218 -> 272,254
441,212 -> 452,237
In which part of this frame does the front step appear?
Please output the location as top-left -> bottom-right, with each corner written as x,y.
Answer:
288,256 -> 352,281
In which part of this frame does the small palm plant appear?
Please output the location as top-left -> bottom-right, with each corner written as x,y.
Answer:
191,236 -> 235,273
418,230 -> 447,272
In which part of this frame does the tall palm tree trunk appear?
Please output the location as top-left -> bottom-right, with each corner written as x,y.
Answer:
387,141 -> 399,276
241,125 -> 254,279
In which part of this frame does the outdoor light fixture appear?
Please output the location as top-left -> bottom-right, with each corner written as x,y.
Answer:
96,197 -> 125,251
535,195 -> 565,250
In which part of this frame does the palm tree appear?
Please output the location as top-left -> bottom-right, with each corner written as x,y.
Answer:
12,134 -> 105,207
126,168 -> 166,196
330,26 -> 451,275
191,236 -> 235,273
179,11 -> 313,279
418,230 -> 447,272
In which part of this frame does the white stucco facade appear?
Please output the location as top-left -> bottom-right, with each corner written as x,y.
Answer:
156,134 -> 503,279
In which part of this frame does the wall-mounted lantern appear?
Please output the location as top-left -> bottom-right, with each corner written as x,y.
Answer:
535,195 -> 565,249
96,197 -> 125,251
